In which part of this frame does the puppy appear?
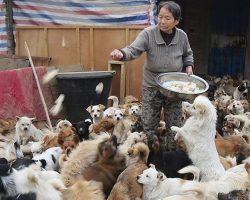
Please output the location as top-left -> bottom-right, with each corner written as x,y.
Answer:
172,95 -> 225,181
227,100 -> 244,115
15,116 -> 43,145
112,115 -> 137,144
55,119 -> 72,132
57,127 -> 79,152
137,164 -> 200,200
233,81 -> 248,100
107,142 -> 149,200
86,104 -> 105,124
128,104 -> 142,116
72,119 -> 92,141
112,109 -> 125,122
80,135 -> 126,197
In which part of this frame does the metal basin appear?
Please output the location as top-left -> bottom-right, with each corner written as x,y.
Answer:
156,72 -> 209,101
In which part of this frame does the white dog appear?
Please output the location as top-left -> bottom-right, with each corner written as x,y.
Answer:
12,164 -> 65,200
172,95 -> 225,181
15,116 -> 44,145
86,104 -> 105,124
137,164 -> 200,200
227,100 -> 244,115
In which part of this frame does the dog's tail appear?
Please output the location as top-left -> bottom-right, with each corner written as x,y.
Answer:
128,142 -> 149,163
178,165 -> 200,181
108,96 -> 119,108
181,181 -> 205,199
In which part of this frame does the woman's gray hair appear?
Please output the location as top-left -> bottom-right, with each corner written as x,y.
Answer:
158,1 -> 182,21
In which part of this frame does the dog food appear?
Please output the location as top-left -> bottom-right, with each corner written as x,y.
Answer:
162,80 -> 203,93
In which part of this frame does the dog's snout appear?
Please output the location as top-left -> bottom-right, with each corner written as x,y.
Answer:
137,175 -> 140,180
24,127 -> 28,131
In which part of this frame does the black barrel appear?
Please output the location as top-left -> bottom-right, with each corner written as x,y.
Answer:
56,71 -> 114,123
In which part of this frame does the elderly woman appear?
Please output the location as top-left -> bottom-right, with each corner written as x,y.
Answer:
110,1 -> 193,151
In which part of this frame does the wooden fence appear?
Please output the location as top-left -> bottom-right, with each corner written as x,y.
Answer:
16,26 -> 148,100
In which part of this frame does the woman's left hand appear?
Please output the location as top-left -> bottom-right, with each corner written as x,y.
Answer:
185,66 -> 193,75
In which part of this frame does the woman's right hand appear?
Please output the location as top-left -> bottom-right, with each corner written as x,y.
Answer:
110,49 -> 123,61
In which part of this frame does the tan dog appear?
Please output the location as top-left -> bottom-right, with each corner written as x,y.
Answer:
89,117 -> 115,139
86,104 -> 105,124
60,133 -> 110,186
42,127 -> 79,151
215,134 -> 248,157
112,114 -> 137,144
55,119 -> 72,132
80,135 -> 126,197
0,119 -> 19,161
108,142 -> 149,200
63,179 -> 105,200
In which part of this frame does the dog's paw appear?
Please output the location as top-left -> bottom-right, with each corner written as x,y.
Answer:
171,126 -> 180,132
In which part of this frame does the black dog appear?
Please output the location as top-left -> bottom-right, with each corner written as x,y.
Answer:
2,193 -> 36,200
147,134 -> 193,179
11,158 -> 36,170
73,119 -> 92,141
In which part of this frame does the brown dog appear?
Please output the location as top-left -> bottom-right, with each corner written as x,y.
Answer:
107,142 -> 149,200
80,135 -> 126,197
42,127 -> 79,152
215,134 -> 248,157
89,117 -> 115,139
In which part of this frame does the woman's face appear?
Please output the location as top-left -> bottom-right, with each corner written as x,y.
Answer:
158,7 -> 179,34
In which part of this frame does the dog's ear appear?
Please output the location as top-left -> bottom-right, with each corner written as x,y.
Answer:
16,116 -> 21,121
127,147 -> 134,156
30,118 -> 36,122
242,135 -> 249,143
70,126 -> 76,132
149,163 -> 156,169
99,104 -> 105,111
157,172 -> 165,181
57,119 -> 63,123
86,106 -> 92,113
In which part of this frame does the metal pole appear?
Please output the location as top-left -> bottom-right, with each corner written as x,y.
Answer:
4,0 -> 15,55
